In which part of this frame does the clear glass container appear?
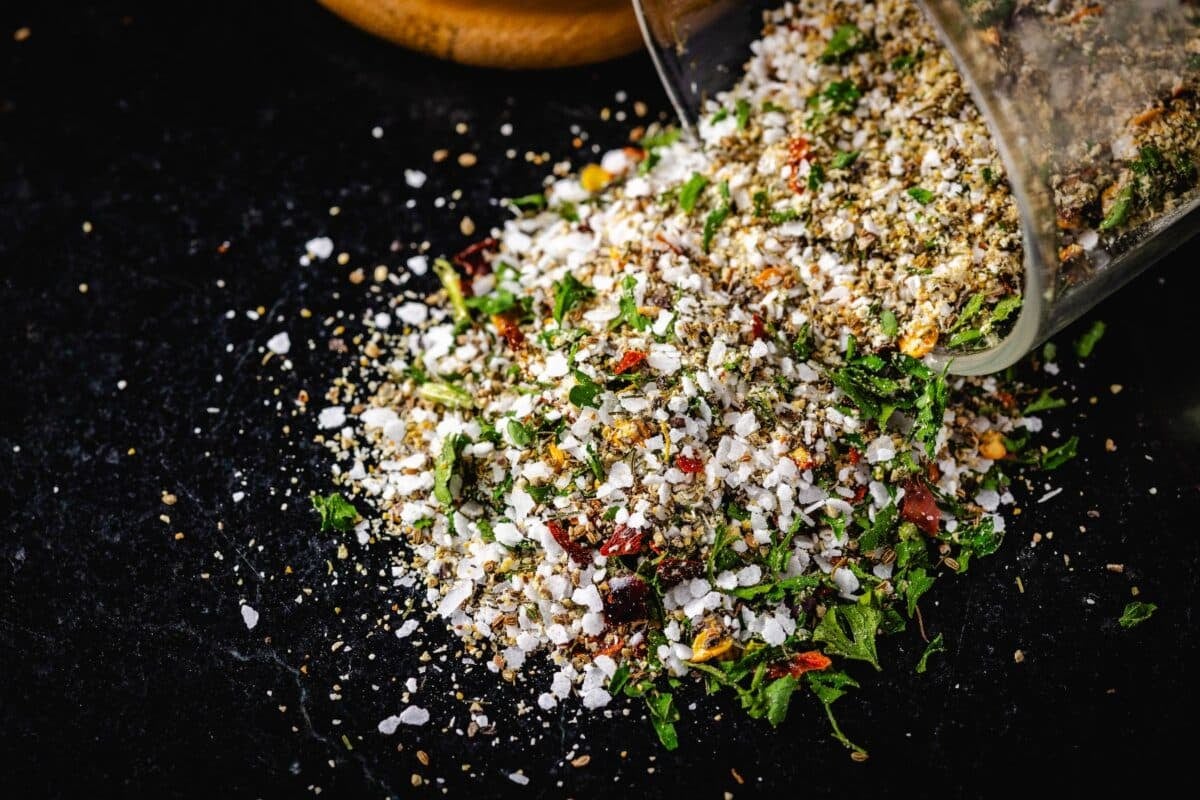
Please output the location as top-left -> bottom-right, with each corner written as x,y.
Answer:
633,0 -> 1200,374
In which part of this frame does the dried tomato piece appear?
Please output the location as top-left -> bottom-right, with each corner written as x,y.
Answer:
656,557 -> 702,586
604,575 -> 650,623
851,484 -> 868,505
901,479 -> 941,536
613,350 -> 648,375
598,523 -> 647,557
751,314 -> 767,341
766,650 -> 832,679
847,447 -> 861,466
547,519 -> 593,565
453,237 -> 497,279
675,455 -> 705,474
492,311 -> 525,349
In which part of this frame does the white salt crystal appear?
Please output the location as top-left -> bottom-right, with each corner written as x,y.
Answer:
240,605 -> 259,630
266,332 -> 291,355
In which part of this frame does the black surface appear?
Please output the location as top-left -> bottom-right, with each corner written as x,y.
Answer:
3,2 -> 1199,797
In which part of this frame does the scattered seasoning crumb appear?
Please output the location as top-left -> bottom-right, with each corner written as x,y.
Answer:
570,754 -> 590,768
78,283 -> 88,293
1106,564 -> 1125,574
457,152 -> 478,168
13,26 -> 31,42
81,220 -> 92,234
1013,649 -> 1025,664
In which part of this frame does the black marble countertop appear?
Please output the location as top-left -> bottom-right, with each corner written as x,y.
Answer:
3,1 -> 1199,797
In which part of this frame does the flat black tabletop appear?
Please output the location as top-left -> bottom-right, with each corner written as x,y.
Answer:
3,2 -> 1199,797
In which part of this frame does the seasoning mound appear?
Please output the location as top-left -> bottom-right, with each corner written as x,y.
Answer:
318,0 -> 1067,753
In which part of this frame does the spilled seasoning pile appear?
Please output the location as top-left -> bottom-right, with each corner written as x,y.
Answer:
314,0 -> 1078,754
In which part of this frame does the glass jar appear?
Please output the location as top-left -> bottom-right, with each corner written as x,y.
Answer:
632,0 -> 1200,374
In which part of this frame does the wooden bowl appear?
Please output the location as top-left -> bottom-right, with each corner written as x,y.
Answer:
317,0 -> 645,69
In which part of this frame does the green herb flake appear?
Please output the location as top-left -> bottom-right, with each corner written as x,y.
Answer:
417,381 -> 473,410
1074,320 -> 1106,359
1098,185 -> 1133,231
831,150 -> 860,169
702,182 -> 732,253
552,273 -> 595,326
880,308 -> 898,338
907,186 -> 935,205
432,258 -> 471,330
764,675 -> 799,726
1118,601 -> 1157,629
611,275 -> 651,332
678,172 -> 709,213
311,492 -> 358,532
915,632 -> 945,674
1024,388 -> 1067,415
507,419 -> 533,448
807,670 -> 867,755
813,604 -> 882,670
1041,436 -> 1079,470
902,566 -> 936,616
433,433 -> 467,506
949,292 -> 986,333
508,193 -> 547,211
822,24 -> 870,63
570,371 -> 604,410
807,163 -> 826,191
735,98 -> 752,130
639,128 -> 681,150
646,691 -> 680,750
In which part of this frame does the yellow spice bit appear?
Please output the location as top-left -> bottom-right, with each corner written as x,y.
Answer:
899,326 -> 938,358
690,625 -> 733,663
546,442 -> 567,468
790,444 -> 813,469
979,430 -> 1007,460
580,164 -> 613,193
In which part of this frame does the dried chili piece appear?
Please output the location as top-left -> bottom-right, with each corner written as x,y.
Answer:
547,519 -> 593,565
675,455 -> 705,474
766,650 -> 832,679
598,523 -> 647,557
613,350 -> 648,375
492,311 -> 525,349
847,447 -> 861,466
901,479 -> 941,535
604,575 -> 650,623
453,237 -> 497,279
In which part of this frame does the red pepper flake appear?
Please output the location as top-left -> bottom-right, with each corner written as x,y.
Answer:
786,137 -> 814,194
547,519 -> 593,565
751,314 -> 767,341
656,557 -> 702,586
675,455 -> 705,474
492,311 -> 525,349
604,575 -> 650,623
851,484 -> 868,505
613,350 -> 648,375
847,447 -> 861,466
901,479 -> 941,536
453,237 -> 497,279
595,637 -> 625,657
766,650 -> 832,679
598,523 -> 647,557
622,146 -> 646,163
